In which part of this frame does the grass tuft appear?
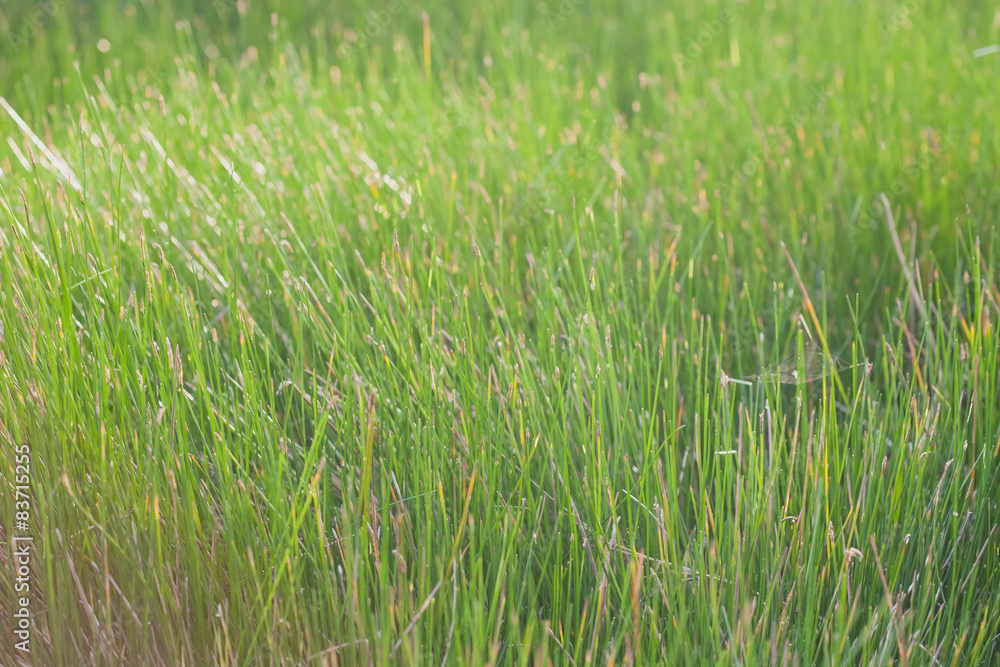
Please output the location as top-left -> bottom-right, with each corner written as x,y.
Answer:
0,0 -> 998,664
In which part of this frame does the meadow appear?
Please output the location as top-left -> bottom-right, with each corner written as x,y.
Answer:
0,0 -> 998,664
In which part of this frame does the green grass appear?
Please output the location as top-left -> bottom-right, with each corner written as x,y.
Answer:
1,0 -> 999,664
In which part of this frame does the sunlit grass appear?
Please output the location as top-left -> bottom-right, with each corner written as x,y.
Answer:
0,1 -> 998,664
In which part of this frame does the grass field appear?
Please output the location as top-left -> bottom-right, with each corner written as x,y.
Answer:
1,0 -> 999,664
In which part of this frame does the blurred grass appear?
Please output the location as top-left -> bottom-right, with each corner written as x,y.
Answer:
0,0 -> 999,664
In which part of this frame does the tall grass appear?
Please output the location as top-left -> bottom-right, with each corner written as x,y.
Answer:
0,0 -> 998,664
